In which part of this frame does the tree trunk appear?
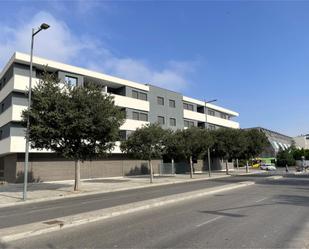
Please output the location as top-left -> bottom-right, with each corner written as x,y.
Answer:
225,160 -> 229,175
149,160 -> 153,183
246,160 -> 249,173
189,156 -> 193,178
236,158 -> 239,171
74,159 -> 81,191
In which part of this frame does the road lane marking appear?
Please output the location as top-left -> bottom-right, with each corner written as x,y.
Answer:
195,216 -> 222,227
255,197 -> 267,203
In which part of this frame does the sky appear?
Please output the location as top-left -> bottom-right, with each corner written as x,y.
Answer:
0,0 -> 308,136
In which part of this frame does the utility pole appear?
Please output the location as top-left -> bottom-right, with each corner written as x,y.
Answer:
23,23 -> 50,201
204,99 -> 217,177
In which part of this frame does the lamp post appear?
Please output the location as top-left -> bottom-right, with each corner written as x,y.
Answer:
23,23 -> 50,201
204,99 -> 217,177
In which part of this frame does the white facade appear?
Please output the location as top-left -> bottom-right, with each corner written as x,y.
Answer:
0,52 -> 240,156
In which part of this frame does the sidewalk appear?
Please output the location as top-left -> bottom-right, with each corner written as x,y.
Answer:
0,169 -> 261,207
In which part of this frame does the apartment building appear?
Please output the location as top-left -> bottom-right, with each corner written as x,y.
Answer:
0,52 -> 239,182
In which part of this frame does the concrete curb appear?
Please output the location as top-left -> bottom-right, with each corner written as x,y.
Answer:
0,181 -> 255,243
0,174 -> 233,208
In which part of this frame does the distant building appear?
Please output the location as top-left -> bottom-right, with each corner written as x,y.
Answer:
249,127 -> 294,158
293,134 -> 309,149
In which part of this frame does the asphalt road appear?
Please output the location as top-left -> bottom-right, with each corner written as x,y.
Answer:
3,174 -> 309,248
0,174 -> 266,229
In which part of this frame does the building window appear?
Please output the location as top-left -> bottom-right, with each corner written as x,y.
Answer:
157,96 -> 164,106
132,111 -> 148,121
158,116 -> 165,125
1,103 -> 4,113
132,90 -> 138,99
184,120 -> 194,128
0,130 -> 2,140
65,76 -> 78,87
139,92 -> 147,101
119,130 -> 127,141
170,118 -> 176,126
208,124 -> 216,130
183,102 -> 194,111
169,99 -> 176,108
220,113 -> 227,119
139,113 -> 148,121
208,109 -> 215,116
133,111 -> 139,120
132,90 -> 147,101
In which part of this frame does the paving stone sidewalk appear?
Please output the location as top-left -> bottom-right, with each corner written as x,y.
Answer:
0,169 -> 260,206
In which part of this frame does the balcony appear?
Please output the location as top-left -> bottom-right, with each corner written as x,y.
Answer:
111,94 -> 149,112
207,115 -> 240,129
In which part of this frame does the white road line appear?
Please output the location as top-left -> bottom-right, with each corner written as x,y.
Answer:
195,216 -> 222,227
255,197 -> 267,203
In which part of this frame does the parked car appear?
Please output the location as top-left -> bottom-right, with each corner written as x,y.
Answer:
260,163 -> 276,171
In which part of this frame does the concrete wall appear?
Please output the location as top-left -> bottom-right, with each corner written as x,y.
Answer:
148,85 -> 184,130
1,153 -> 161,182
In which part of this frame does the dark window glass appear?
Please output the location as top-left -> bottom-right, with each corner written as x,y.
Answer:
184,120 -> 194,128
183,102 -> 194,111
208,124 -> 216,130
220,113 -> 228,119
132,90 -> 138,99
158,116 -> 165,125
0,130 -> 2,140
169,99 -> 176,108
139,92 -> 147,101
208,109 -> 215,116
1,103 -> 4,113
139,113 -> 148,121
157,96 -> 164,105
132,112 -> 139,120
119,130 -> 127,141
170,118 -> 176,126
65,76 -> 78,87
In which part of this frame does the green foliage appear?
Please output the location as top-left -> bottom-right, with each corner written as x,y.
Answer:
292,148 -> 309,160
276,148 -> 296,167
211,128 -> 246,160
164,127 -> 214,162
241,129 -> 269,159
120,124 -> 169,160
22,73 -> 125,161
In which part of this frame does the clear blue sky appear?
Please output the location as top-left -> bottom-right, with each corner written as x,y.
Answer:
0,1 -> 308,136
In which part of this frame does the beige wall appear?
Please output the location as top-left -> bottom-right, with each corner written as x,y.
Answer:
12,153 -> 161,182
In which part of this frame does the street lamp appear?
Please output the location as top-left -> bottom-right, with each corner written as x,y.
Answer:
23,23 -> 50,201
204,99 -> 217,177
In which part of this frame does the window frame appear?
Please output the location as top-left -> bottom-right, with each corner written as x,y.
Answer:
170,118 -> 176,126
65,75 -> 78,87
169,99 -> 176,108
157,116 -> 165,125
157,96 -> 164,106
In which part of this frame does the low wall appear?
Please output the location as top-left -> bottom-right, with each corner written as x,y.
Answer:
296,160 -> 309,167
4,153 -> 161,183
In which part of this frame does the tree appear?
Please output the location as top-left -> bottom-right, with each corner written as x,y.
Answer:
211,128 -> 246,174
276,148 -> 296,167
165,127 -> 213,178
240,129 -> 269,172
120,124 -> 169,183
22,73 -> 125,191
